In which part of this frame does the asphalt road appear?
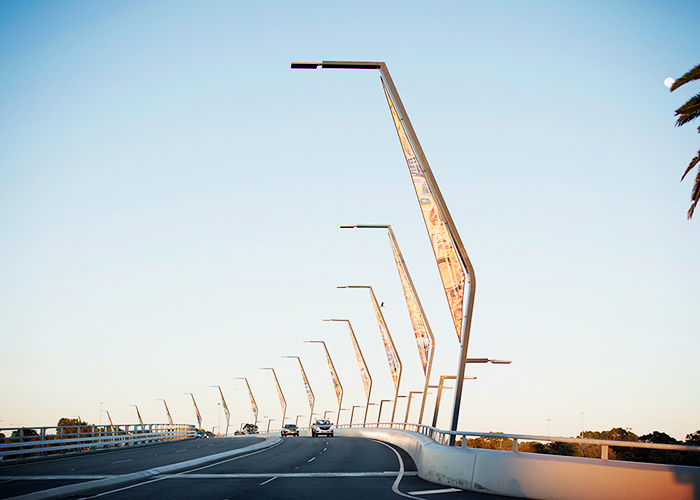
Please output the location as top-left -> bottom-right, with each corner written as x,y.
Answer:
0,436 -> 263,498
0,436 -> 513,500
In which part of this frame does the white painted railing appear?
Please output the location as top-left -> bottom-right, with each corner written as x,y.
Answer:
336,422 -> 700,460
0,424 -> 195,458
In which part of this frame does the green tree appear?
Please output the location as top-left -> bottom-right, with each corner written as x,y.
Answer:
670,64 -> 700,218
685,430 -> 700,446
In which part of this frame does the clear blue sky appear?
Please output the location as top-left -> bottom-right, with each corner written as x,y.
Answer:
1,0 -> 698,440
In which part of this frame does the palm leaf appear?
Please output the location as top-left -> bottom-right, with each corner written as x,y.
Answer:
687,167 -> 700,219
670,64 -> 700,92
681,150 -> 700,182
674,94 -> 700,127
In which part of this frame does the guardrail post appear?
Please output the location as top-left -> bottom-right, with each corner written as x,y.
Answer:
461,435 -> 467,448
512,438 -> 519,452
601,444 -> 609,460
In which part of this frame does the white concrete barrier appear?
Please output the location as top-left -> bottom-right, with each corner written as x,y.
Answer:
336,428 -> 700,500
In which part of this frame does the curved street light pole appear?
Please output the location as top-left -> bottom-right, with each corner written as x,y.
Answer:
340,224 -> 435,425
283,356 -> 315,428
304,340 -> 343,426
293,61 -> 477,444
182,392 -> 202,429
260,368 -> 287,426
337,286 -> 402,423
155,399 -> 173,425
323,319 -> 373,424
209,385 -> 230,436
233,377 -> 259,430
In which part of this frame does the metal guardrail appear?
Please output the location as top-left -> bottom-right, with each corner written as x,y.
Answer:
336,422 -> 700,461
0,424 -> 195,459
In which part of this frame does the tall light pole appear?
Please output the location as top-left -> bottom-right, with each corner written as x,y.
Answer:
156,399 -> 173,425
100,402 -> 103,426
324,410 -> 335,420
209,385 -> 230,436
304,340 -> 343,425
129,405 -> 143,428
323,319 -> 373,424
233,377 -> 259,428
182,392 -> 202,429
378,399 -> 392,423
283,356 -> 315,428
546,418 -> 551,437
404,391 -> 424,423
294,61 -> 477,444
295,414 -> 305,427
350,405 -> 364,425
341,224 -> 435,425
337,286 -> 403,423
430,376 -> 476,428
260,368 -> 287,426
267,418 -> 277,433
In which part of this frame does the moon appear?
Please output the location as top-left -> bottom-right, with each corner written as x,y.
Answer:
664,77 -> 675,88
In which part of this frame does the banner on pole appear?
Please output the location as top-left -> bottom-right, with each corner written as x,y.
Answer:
372,297 -> 400,389
382,80 -> 466,342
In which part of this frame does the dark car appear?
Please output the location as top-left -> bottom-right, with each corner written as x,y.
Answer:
311,419 -> 333,437
281,423 -> 299,437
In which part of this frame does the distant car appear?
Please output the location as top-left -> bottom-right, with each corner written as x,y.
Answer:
311,419 -> 333,437
195,431 -> 208,439
281,424 -> 299,437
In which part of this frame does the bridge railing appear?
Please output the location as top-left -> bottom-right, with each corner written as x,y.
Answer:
336,422 -> 700,460
0,423 -> 196,459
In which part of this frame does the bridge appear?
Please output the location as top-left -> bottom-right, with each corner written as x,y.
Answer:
1,422 -> 698,499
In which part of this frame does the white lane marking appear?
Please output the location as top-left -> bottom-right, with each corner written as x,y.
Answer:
84,439 -> 285,498
112,459 -> 133,464
408,488 -> 462,495
372,440 -> 424,500
175,449 -> 187,453
0,475 -> 112,480
307,457 -> 316,462
260,476 -> 277,485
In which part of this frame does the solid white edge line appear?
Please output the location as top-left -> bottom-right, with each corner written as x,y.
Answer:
408,488 -> 462,495
372,440 -> 425,500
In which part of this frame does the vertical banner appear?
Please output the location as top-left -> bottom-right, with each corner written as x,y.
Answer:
371,295 -> 400,389
389,234 -> 431,375
218,387 -> 231,424
274,377 -> 286,416
244,380 -> 258,422
382,80 -> 466,342
323,347 -> 342,404
349,328 -> 371,398
300,362 -> 314,410
162,400 -> 173,425
191,394 -> 202,429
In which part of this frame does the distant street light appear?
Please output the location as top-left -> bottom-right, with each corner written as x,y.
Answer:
337,286 -> 402,423
324,410 -> 335,420
209,385 -> 230,436
295,415 -> 305,427
430,376 -> 476,428
156,399 -> 173,425
323,319 -> 373,424
378,399 -> 392,423
267,418 -> 276,433
260,368 -> 287,425
233,377 -> 259,428
404,391 -> 424,423
305,340 -> 343,424
129,405 -> 144,428
100,402 -> 103,426
182,393 -> 202,429
546,418 -> 551,437
283,356 -> 315,428
350,406 -> 364,426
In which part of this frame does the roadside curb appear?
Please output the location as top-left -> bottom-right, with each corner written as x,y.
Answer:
7,436 -> 282,500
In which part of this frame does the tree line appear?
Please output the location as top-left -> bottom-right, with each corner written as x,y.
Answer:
459,427 -> 700,467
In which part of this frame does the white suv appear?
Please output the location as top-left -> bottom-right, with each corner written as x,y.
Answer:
311,419 -> 333,437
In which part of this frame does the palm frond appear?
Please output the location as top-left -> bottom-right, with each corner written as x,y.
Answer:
681,150 -> 700,182
687,168 -> 700,219
674,94 -> 700,127
670,64 -> 700,92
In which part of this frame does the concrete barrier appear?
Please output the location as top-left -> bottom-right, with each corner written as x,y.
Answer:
336,428 -> 700,500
